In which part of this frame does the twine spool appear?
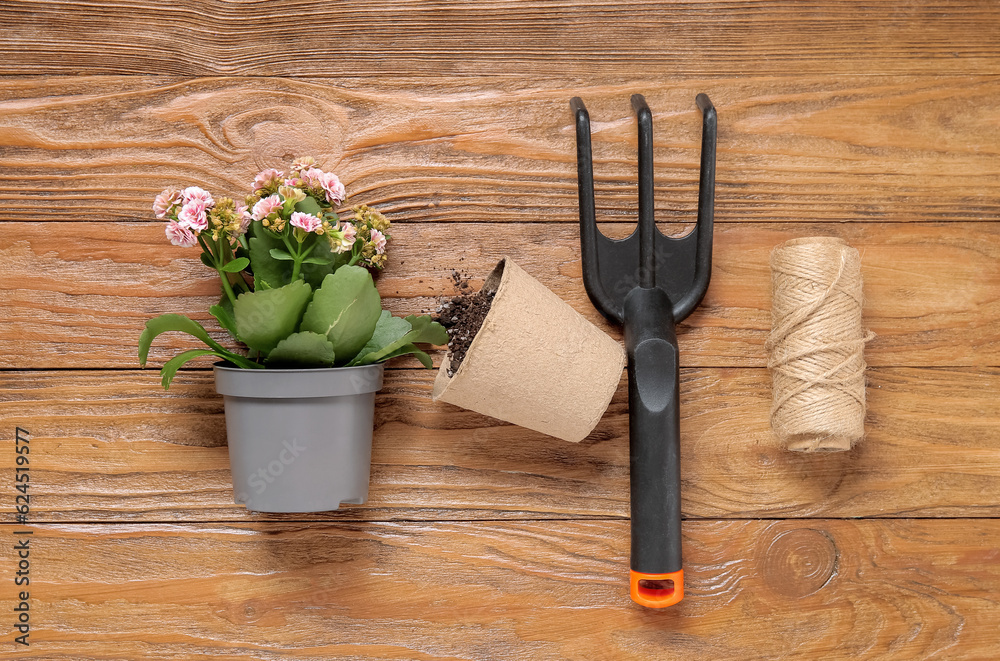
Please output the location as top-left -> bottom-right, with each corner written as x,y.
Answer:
766,237 -> 872,452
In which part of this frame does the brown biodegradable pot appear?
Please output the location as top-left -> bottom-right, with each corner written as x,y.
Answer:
432,257 -> 626,442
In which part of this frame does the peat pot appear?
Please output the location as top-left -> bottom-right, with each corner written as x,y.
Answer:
214,363 -> 384,512
432,257 -> 626,442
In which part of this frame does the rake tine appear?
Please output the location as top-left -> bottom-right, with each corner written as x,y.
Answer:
571,96 -> 619,320
672,93 -> 718,321
631,94 -> 656,289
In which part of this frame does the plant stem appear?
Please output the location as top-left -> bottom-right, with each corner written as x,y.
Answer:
218,268 -> 239,306
197,234 -> 215,262
299,241 -> 317,260
207,236 -> 239,307
198,235 -> 238,304
220,238 -> 250,293
284,234 -> 318,282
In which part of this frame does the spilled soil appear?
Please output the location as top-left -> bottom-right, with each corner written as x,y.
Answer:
435,271 -> 496,376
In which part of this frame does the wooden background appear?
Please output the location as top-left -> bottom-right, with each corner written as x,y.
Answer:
1,1 -> 999,658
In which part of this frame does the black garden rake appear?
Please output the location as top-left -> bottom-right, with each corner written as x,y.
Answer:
571,93 -> 717,608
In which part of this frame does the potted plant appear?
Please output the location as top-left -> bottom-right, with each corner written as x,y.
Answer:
139,157 -> 447,512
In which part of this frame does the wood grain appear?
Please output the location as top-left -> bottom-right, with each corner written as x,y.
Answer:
2,1 -> 999,77
0,75 -> 998,225
2,0 -> 998,657
2,221 -> 998,369
2,519 -> 998,659
2,367 -> 997,522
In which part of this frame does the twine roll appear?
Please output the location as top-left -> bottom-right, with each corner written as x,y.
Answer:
766,237 -> 872,452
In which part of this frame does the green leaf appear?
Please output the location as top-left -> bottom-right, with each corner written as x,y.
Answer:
139,313 -> 264,388
209,298 -> 239,341
299,237 -> 339,288
301,255 -> 333,266
221,257 -> 250,272
160,349 -> 219,390
299,266 -> 382,365
294,196 -> 324,216
139,314 -> 228,366
159,348 -> 259,389
138,313 -> 260,371
356,341 -> 433,368
249,226 -> 291,289
265,331 -> 336,367
200,253 -> 215,269
247,221 -> 336,288
402,314 -> 450,345
384,344 -> 433,368
233,279 -> 313,355
411,347 -> 434,368
348,314 -> 448,367
346,311 -> 411,365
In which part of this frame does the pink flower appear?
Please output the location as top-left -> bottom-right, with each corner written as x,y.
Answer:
319,171 -> 346,205
251,194 -> 283,221
177,200 -> 208,231
181,186 -> 214,207
339,222 -> 357,251
300,167 -> 323,187
235,203 -> 251,236
252,169 -> 284,191
369,228 -> 387,254
291,156 -> 317,172
153,188 -> 181,218
290,211 -> 322,233
165,221 -> 197,248
298,168 -> 345,205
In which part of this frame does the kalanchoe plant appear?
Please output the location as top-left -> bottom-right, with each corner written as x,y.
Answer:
140,157 -> 447,388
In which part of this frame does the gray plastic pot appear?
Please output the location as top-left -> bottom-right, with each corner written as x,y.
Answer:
214,363 -> 384,513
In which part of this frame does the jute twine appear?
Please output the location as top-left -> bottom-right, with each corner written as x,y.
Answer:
766,237 -> 873,452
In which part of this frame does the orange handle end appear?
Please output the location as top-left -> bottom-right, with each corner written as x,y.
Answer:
630,569 -> 683,608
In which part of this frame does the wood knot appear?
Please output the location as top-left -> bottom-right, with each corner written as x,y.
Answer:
760,528 -> 837,598
224,104 -> 346,172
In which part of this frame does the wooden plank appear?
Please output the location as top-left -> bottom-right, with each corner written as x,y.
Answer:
0,75 -> 998,225
2,367 -> 997,522
1,519 -> 998,659
2,1 -> 999,77
2,221 -> 998,369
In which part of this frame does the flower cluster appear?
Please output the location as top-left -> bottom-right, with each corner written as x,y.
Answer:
154,157 -> 395,297
250,157 -> 345,206
351,204 -> 391,269
154,186 -> 250,248
288,156 -> 347,205
155,187 -> 220,247
207,198 -> 251,241
237,160 -> 393,269
250,186 -> 357,255
244,160 -> 346,239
